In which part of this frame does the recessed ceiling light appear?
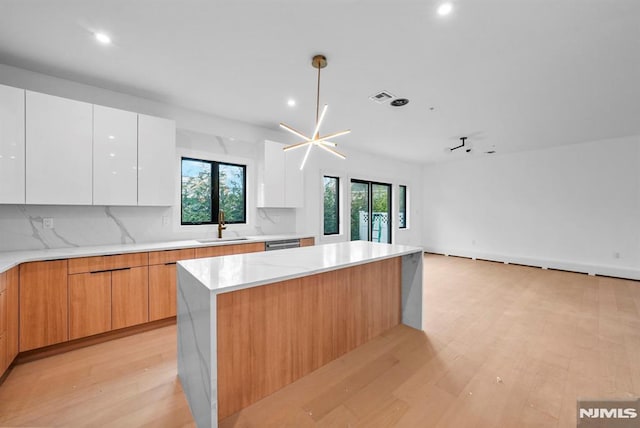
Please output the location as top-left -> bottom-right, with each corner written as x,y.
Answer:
437,2 -> 453,16
94,32 -> 112,45
287,99 -> 296,107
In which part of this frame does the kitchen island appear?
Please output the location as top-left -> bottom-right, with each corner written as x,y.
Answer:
177,241 -> 424,427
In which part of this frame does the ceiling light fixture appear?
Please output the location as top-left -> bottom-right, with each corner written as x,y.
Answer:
437,2 -> 453,16
94,32 -> 111,44
448,137 -> 471,153
280,54 -> 349,170
287,98 -> 296,107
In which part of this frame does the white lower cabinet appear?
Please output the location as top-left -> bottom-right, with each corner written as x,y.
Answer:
26,91 -> 93,205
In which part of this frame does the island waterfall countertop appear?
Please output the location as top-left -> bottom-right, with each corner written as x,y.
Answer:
179,240 -> 424,294
177,240 -> 425,427
0,234 -> 313,273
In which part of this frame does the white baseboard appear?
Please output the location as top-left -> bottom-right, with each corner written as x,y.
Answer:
423,246 -> 640,281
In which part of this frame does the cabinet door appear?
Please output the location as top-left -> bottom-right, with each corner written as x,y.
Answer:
25,91 -> 93,205
284,148 -> 304,207
138,114 -> 175,206
6,267 -> 19,363
68,272 -> 112,340
260,141 -> 285,207
19,260 -> 69,351
149,264 -> 177,321
0,84 -> 25,204
0,333 -> 6,376
93,105 -> 138,206
112,266 -> 149,329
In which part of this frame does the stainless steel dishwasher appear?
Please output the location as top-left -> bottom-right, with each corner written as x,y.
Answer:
264,239 -> 300,251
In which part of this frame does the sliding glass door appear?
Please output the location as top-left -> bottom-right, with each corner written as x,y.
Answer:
350,179 -> 392,243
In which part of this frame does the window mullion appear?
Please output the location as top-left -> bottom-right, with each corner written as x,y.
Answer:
212,161 -> 220,223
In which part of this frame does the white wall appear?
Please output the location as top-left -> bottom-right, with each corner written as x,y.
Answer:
0,63 -> 295,251
293,144 -> 423,247
422,135 -> 640,279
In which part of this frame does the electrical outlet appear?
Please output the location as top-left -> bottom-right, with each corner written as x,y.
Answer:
613,252 -> 620,259
43,218 -> 54,229
471,240 -> 476,246
162,216 -> 170,227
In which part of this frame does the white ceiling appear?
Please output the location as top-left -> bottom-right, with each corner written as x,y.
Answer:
1,0 -> 639,164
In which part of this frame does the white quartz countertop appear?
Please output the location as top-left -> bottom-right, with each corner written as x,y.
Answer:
0,234 -> 314,273
178,241 -> 424,294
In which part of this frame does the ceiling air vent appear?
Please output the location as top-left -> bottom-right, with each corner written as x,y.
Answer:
369,90 -> 394,104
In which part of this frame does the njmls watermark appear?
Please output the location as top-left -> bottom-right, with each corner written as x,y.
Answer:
577,398 -> 640,427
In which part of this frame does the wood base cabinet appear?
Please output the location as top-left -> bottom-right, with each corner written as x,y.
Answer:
112,267 -> 149,330
69,267 -> 149,340
0,265 -> 17,375
149,264 -> 177,321
69,272 -> 112,340
148,248 -> 195,321
19,261 -> 68,352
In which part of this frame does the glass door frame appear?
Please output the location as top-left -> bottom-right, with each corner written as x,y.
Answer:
350,178 -> 392,244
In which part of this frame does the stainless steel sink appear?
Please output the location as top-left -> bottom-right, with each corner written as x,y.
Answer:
196,237 -> 249,244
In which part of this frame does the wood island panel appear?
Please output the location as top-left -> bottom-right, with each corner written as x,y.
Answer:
19,260 -> 69,351
216,256 -> 402,420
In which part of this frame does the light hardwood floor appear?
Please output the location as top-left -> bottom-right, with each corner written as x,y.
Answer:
1,254 -> 639,427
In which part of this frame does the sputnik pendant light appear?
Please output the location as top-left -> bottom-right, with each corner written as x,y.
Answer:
280,55 -> 349,170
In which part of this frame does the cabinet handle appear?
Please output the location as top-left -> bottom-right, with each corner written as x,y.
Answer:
90,267 -> 132,274
164,262 -> 177,266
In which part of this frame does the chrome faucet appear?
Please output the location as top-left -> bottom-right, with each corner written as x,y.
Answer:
217,210 -> 227,239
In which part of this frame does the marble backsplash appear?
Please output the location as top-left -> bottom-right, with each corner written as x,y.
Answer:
0,204 -> 296,252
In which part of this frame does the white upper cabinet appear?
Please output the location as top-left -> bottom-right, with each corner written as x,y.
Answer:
138,114 -> 175,206
25,91 -> 93,205
284,148 -> 304,208
257,140 -> 304,208
93,105 -> 138,206
0,84 -> 25,204
259,140 -> 286,207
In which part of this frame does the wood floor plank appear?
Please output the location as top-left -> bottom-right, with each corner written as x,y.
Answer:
1,254 -> 639,427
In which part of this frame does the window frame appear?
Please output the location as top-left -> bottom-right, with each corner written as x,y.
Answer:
323,175 -> 340,236
399,184 -> 408,229
180,156 -> 247,226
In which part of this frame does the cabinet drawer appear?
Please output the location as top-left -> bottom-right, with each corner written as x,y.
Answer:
68,252 -> 149,274
228,242 -> 265,254
148,248 -> 195,266
194,242 -> 265,259
194,246 -> 226,259
299,237 -> 315,247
